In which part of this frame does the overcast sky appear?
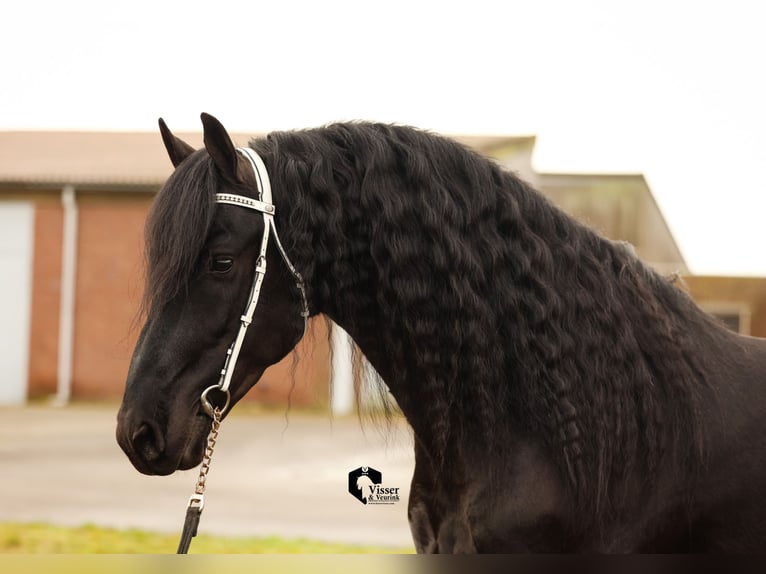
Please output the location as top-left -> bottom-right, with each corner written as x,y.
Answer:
2,0 -> 764,275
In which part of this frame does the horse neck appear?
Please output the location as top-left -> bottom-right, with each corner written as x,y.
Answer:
255,129 -> 403,380
258,125 -> 717,497
256,125 -> 507,451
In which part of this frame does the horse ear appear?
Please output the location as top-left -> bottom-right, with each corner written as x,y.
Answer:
200,112 -> 239,183
158,118 -> 195,168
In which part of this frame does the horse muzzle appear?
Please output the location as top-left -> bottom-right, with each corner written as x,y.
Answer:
116,406 -> 209,476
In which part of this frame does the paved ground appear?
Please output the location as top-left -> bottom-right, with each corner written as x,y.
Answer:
0,404 -> 416,548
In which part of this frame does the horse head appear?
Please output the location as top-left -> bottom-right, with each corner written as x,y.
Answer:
116,114 -> 307,475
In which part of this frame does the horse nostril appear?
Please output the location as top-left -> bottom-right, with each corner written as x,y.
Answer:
131,422 -> 166,462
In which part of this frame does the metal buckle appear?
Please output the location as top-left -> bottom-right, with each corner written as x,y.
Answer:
187,493 -> 205,511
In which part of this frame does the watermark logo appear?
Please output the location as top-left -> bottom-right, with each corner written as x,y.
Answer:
348,466 -> 400,505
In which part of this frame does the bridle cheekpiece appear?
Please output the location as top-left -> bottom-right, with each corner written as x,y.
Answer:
199,146 -> 309,417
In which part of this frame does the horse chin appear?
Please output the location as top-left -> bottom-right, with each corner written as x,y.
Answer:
175,413 -> 214,471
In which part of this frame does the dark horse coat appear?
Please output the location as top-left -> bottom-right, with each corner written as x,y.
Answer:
116,114 -> 766,552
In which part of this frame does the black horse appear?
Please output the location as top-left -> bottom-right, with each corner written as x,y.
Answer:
116,113 -> 766,553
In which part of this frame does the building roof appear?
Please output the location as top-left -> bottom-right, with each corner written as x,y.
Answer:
0,129 -> 685,271
538,171 -> 687,272
0,130 -> 528,190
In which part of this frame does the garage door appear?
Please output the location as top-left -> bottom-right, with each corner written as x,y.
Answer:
0,201 -> 34,404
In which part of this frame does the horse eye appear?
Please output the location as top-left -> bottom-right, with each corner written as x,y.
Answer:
211,256 -> 234,273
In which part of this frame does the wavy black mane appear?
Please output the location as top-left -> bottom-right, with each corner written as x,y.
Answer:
251,123 -> 715,514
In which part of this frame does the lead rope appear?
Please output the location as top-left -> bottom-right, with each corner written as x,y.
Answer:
177,405 -> 223,554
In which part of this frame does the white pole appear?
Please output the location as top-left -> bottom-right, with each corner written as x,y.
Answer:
330,321 -> 354,415
54,185 -> 78,407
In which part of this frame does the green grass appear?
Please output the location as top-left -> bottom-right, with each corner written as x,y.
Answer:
0,522 -> 414,554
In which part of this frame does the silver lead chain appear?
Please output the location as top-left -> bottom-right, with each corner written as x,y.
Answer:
177,406 -> 223,554
194,406 -> 223,498
184,405 -> 223,515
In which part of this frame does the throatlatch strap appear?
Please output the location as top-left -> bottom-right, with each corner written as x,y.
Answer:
177,505 -> 201,554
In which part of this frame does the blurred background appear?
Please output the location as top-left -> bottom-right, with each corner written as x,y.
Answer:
1,0 -> 764,554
